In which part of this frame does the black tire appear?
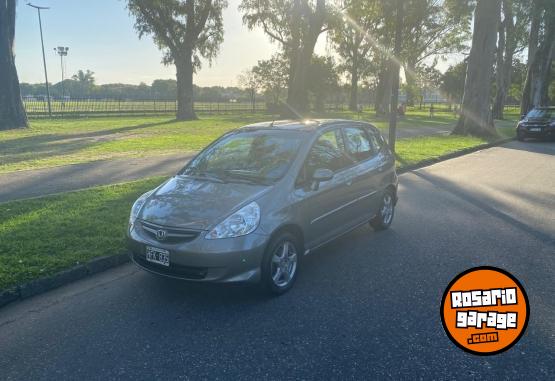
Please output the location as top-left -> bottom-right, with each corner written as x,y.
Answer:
517,130 -> 525,141
261,232 -> 300,295
370,189 -> 395,231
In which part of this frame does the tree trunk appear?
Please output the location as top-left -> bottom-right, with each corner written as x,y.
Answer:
521,3 -> 555,114
388,0 -> 403,154
453,0 -> 501,137
492,12 -> 506,120
175,53 -> 197,121
286,42 -> 315,116
0,0 -> 28,130
375,64 -> 391,116
404,61 -> 417,107
521,0 -> 542,116
284,0 -> 326,117
349,54 -> 359,111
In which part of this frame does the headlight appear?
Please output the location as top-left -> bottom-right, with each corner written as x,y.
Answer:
129,190 -> 154,230
205,201 -> 260,239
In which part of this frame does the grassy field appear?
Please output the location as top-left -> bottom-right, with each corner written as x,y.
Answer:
0,110 -> 517,174
0,177 -> 164,290
395,135 -> 488,165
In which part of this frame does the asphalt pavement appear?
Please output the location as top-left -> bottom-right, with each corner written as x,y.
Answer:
0,124 -> 450,203
0,140 -> 553,380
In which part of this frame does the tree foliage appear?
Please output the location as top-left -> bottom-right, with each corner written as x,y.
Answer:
251,54 -> 289,106
307,55 -> 340,111
440,60 -> 467,103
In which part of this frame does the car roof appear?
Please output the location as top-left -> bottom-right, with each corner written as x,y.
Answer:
240,119 -> 373,132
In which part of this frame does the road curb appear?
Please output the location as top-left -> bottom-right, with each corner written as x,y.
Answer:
397,137 -> 514,174
0,253 -> 130,309
0,137 -> 514,309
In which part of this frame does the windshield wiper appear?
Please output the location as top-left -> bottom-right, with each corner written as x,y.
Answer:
181,169 -> 226,183
222,169 -> 271,185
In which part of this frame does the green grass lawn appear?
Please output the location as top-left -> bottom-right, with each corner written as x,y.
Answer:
0,110 -> 516,174
0,177 -> 163,290
395,135 -> 487,166
0,130 -> 514,291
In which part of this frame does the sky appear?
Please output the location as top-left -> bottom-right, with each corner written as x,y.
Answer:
15,0 -> 329,87
15,0 -> 456,88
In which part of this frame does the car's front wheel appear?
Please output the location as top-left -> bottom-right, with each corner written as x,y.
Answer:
370,189 -> 395,230
517,129 -> 526,141
261,232 -> 300,295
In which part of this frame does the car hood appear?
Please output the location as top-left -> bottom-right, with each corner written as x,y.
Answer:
138,176 -> 270,230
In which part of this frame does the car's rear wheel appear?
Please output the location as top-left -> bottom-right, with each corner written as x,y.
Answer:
370,189 -> 395,230
261,232 -> 300,295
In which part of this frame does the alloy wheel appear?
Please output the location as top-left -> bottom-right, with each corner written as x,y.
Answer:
270,241 -> 298,288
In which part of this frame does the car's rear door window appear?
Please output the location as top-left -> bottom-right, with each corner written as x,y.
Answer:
343,127 -> 375,162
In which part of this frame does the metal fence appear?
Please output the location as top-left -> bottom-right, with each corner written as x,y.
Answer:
23,98 -> 267,117
23,98 -> 522,118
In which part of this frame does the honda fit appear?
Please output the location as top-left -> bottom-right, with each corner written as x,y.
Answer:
128,119 -> 398,294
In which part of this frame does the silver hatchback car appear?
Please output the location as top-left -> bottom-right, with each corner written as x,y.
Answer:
128,119 -> 398,294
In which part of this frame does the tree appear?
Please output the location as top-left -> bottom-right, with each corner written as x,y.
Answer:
237,69 -> 259,112
492,0 -> 530,119
127,0 -> 227,120
453,0 -> 502,137
151,79 -> 177,99
307,55 -> 340,111
0,0 -> 28,130
331,0 -> 381,111
521,0 -> 555,114
241,0 -> 333,116
440,60 -> 467,104
401,0 -> 470,107
251,54 -> 289,107
72,69 -> 96,97
373,0 -> 470,113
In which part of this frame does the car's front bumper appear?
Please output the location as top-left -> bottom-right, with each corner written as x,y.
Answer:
127,222 -> 269,283
517,125 -> 555,139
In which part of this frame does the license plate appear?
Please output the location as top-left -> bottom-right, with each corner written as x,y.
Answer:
145,246 -> 170,267
529,128 -> 541,132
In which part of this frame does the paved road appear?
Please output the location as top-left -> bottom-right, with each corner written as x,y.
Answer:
0,125 -> 450,203
0,141 -> 553,379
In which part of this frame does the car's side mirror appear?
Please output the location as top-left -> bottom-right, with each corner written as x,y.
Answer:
311,168 -> 334,191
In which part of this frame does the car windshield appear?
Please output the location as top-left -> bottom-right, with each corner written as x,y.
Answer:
526,109 -> 554,119
182,130 -> 303,184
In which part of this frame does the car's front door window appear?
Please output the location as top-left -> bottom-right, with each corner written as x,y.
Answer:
298,129 -> 353,185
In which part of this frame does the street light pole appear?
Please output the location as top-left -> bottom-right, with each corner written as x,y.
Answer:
27,3 -> 52,117
54,46 -> 69,100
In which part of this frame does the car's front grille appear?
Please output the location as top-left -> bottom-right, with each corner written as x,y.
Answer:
140,220 -> 201,244
133,253 -> 208,280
